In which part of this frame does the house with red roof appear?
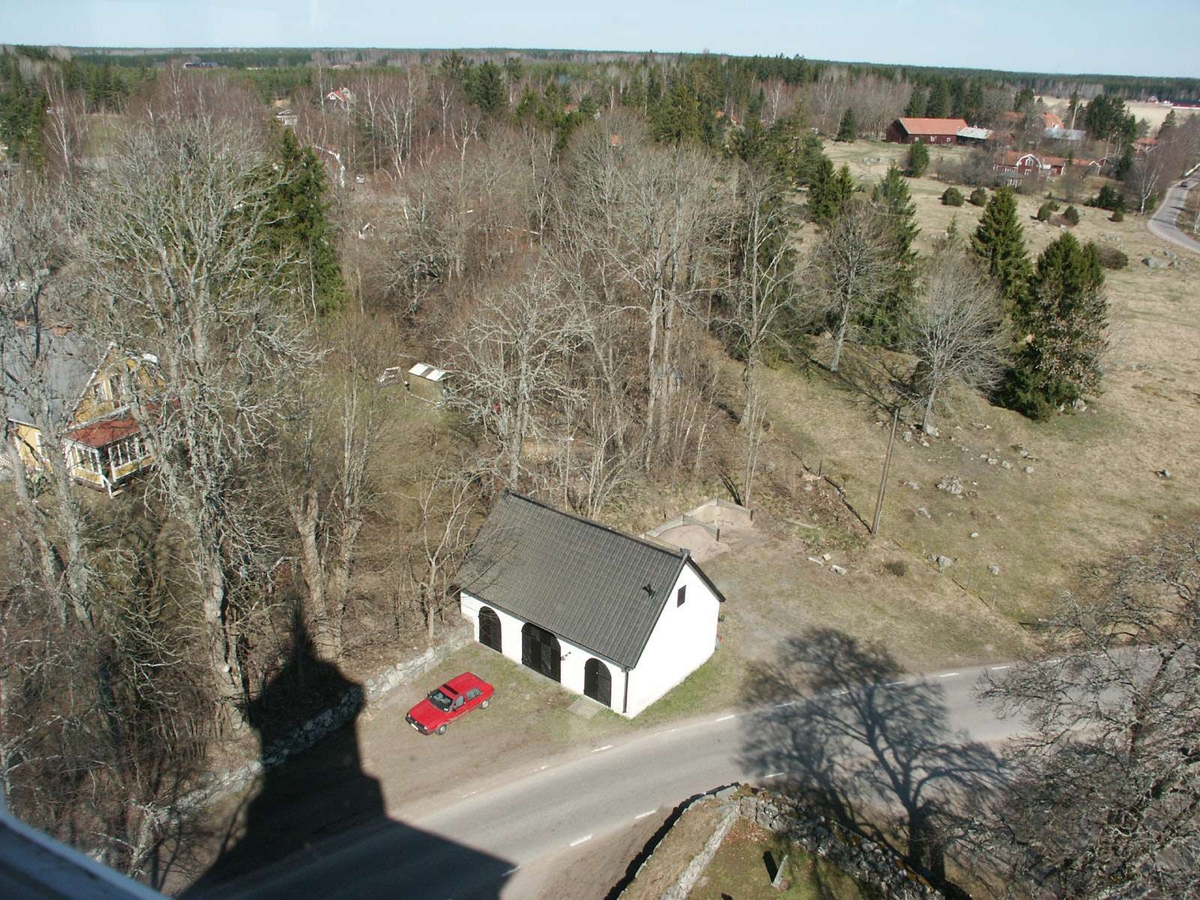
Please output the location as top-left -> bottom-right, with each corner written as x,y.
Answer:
2,326 -> 159,495
885,117 -> 970,145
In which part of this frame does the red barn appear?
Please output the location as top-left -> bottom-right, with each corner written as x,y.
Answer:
885,117 -> 970,145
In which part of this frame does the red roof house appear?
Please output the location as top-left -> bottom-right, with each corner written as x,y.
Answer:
885,117 -> 970,145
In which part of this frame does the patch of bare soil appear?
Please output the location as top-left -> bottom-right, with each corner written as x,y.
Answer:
532,811 -> 669,900
615,797 -> 726,900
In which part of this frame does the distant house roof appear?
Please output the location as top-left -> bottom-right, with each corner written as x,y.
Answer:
1045,126 -> 1086,141
407,363 -> 448,382
956,126 -> 992,141
1,326 -> 102,428
896,117 -> 969,136
458,491 -> 724,669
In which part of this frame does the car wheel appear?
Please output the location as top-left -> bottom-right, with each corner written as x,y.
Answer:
481,699 -> 490,709
437,724 -> 448,736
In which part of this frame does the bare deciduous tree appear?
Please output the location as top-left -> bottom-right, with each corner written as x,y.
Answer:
405,468 -> 478,643
809,200 -> 893,373
82,115 -> 315,725
565,115 -> 729,467
446,268 -> 585,484
903,244 -> 1006,434
721,163 -> 798,411
977,521 -> 1200,899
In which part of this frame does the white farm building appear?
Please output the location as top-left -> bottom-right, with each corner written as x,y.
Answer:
458,492 -> 725,717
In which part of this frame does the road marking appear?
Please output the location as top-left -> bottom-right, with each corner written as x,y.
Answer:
832,689 -> 849,696
939,672 -> 960,678
990,665 -> 1011,671
569,834 -> 593,847
634,809 -> 658,820
764,772 -> 784,779
886,680 -> 906,686
591,744 -> 613,753
539,765 -> 549,771
715,713 -> 737,722
461,789 -> 480,798
503,866 -> 520,876
654,728 -> 679,737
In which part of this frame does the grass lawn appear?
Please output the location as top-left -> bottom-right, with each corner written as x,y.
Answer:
691,819 -> 874,900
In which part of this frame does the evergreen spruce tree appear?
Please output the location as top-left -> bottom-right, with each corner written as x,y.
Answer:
264,127 -> 346,316
999,234 -> 1108,420
835,107 -> 857,142
808,161 -> 854,226
904,141 -> 930,177
971,186 -> 1032,310
905,86 -> 927,117
862,165 -> 919,347
928,78 -> 952,118
468,61 -> 507,113
794,132 -> 827,187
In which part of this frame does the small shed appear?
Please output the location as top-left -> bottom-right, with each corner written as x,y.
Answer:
405,363 -> 450,403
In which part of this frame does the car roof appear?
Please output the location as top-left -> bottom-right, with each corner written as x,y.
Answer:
444,672 -> 486,692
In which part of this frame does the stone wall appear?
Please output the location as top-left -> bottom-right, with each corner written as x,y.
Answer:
619,785 -> 942,900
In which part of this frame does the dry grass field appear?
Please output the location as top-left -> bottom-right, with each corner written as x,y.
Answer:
761,140 -> 1200,636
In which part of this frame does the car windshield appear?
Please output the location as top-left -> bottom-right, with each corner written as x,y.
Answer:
428,689 -> 454,710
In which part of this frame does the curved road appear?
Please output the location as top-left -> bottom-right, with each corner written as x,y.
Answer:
215,660 -> 1023,900
1148,178 -> 1200,255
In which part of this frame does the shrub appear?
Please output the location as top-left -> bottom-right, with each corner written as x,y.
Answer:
1036,203 -> 1055,221
969,187 -> 988,206
1091,183 -> 1125,212
1110,210 -> 1125,222
1044,199 -> 1061,212
1096,245 -> 1129,269
941,187 -> 964,206
884,560 -> 908,577
1063,205 -> 1080,226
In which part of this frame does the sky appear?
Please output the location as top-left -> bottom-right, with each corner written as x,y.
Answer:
2,0 -> 1198,78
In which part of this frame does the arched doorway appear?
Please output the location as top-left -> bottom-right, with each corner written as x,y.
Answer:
521,622 -> 561,682
478,606 -> 502,652
583,658 -> 612,707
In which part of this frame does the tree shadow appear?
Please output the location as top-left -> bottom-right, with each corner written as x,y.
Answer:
738,628 -> 1001,896
185,611 -> 513,899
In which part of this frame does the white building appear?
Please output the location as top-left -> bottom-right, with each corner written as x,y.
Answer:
458,492 -> 726,717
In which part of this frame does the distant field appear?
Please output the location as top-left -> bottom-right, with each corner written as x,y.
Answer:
1039,95 -> 1200,131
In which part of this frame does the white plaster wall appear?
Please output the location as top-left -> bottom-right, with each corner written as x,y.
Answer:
625,562 -> 720,717
460,592 -> 629,714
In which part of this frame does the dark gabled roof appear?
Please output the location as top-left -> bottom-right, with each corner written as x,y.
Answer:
0,326 -> 102,429
458,491 -> 717,669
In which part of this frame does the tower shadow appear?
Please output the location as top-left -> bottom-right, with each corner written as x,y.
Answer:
185,612 -> 513,899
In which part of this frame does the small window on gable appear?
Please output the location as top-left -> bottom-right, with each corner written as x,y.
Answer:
677,585 -> 686,607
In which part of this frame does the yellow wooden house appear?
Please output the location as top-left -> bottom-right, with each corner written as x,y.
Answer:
2,327 -> 158,496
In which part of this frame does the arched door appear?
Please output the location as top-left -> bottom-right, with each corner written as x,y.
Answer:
478,606 -> 502,652
521,622 -> 561,682
583,658 -> 612,707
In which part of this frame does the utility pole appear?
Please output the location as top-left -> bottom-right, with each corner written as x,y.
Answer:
871,409 -> 899,537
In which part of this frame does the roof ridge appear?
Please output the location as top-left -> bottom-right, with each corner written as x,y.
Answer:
502,490 -> 690,562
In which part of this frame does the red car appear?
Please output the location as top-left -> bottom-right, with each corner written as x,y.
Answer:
406,672 -> 494,735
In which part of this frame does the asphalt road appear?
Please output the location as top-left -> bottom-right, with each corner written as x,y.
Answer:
213,660 -> 1025,900
1148,178 -> 1200,254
